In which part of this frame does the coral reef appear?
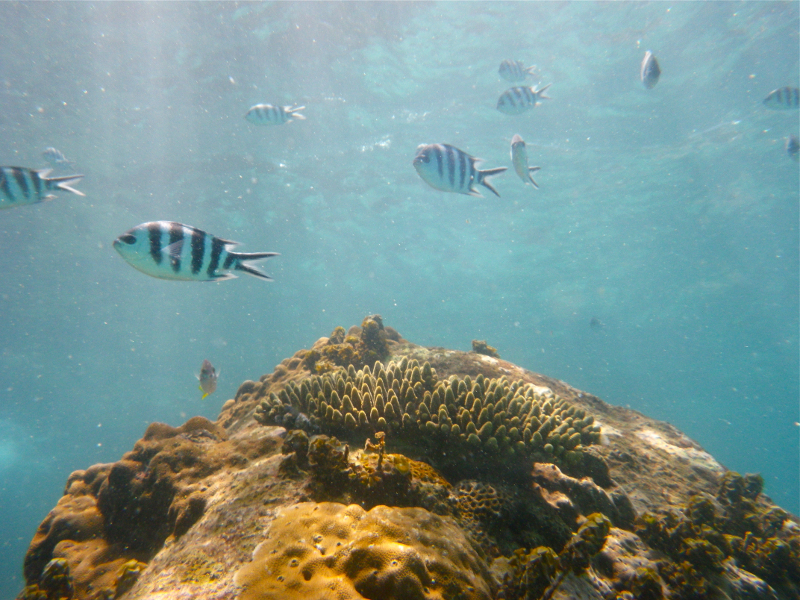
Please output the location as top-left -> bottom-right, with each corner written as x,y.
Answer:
300,315 -> 392,374
20,416 -> 278,598
253,356 -> 602,481
472,340 -> 500,358
17,319 -> 800,600
635,470 -> 800,599
233,501 -> 493,600
495,513 -> 611,600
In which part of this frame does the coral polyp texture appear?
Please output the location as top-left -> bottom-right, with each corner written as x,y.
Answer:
254,356 -> 601,479
16,320 -> 800,600
233,501 -> 493,600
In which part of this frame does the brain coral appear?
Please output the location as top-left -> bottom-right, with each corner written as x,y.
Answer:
254,357 -> 600,478
234,501 -> 493,600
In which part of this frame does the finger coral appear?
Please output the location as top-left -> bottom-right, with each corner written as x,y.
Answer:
233,501 -> 493,600
254,357 -> 601,480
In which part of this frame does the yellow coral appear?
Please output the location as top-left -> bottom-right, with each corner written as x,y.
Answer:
234,502 -> 492,600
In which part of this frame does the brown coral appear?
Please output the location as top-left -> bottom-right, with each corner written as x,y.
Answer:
21,416 -> 278,598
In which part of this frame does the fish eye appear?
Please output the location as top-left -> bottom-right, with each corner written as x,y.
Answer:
119,234 -> 136,245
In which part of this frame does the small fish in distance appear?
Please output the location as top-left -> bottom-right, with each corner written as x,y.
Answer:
498,59 -> 537,82
113,221 -> 279,282
640,51 -> 660,89
787,135 -> 799,161
197,359 -> 218,399
590,317 -> 605,330
413,143 -> 507,197
763,87 -> 799,110
0,167 -> 84,210
496,84 -> 551,115
510,135 -> 541,189
245,104 -> 306,125
42,147 -> 74,168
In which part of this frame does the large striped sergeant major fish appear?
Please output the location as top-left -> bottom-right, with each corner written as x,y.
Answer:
245,104 -> 306,125
496,84 -> 551,116
413,143 -> 507,197
763,87 -> 799,110
0,167 -> 84,210
113,221 -> 279,282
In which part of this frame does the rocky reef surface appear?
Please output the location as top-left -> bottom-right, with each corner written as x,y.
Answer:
18,317 -> 800,600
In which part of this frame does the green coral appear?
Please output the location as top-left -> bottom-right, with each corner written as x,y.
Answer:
472,339 -> 500,358
255,357 -> 601,480
497,513 -> 612,600
301,317 -> 390,374
636,471 -> 800,599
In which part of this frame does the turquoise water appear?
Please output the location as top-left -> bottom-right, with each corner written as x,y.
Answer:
0,2 -> 797,595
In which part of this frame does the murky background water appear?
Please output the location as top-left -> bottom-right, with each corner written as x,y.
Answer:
0,2 -> 797,596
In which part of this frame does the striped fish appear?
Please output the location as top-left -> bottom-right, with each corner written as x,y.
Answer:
787,135 -> 799,162
640,51 -> 660,89
245,104 -> 306,125
0,167 -> 84,210
498,59 -> 537,82
763,87 -> 799,110
113,221 -> 279,282
413,143 -> 507,197
510,135 -> 541,189
496,84 -> 551,116
42,147 -> 74,168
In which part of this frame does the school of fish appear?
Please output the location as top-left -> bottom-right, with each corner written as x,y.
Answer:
3,52 -> 796,398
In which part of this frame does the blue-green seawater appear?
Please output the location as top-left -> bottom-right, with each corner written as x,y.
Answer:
0,2 -> 797,596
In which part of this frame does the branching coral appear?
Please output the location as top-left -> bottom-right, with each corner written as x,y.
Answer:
255,357 -> 601,480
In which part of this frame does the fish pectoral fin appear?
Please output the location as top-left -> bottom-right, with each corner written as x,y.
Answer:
201,391 -> 209,399
162,240 -> 184,259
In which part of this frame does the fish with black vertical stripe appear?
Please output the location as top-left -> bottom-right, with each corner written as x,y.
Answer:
245,104 -> 306,125
413,143 -> 507,197
0,167 -> 84,210
112,222 -> 279,282
498,59 -> 537,82
787,135 -> 799,161
763,87 -> 800,110
496,84 -> 551,115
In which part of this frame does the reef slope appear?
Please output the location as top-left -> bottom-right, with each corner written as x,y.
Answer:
18,320 -> 799,600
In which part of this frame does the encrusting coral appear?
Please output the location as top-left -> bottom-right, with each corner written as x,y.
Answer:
233,501 -> 493,600
254,355 -> 602,481
20,416 -> 278,599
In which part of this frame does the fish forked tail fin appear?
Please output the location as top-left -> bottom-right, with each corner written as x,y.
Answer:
42,173 -> 86,197
478,167 -> 508,197
535,83 -> 552,100
528,166 -> 541,189
233,251 -> 280,280
286,105 -> 306,120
